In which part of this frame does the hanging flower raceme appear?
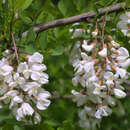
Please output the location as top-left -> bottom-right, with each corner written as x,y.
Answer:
0,51 -> 51,124
70,23 -> 130,129
117,11 -> 130,37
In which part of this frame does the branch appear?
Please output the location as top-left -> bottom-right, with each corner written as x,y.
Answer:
34,2 -> 126,33
50,92 -> 130,100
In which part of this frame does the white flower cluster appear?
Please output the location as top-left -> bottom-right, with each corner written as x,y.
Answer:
117,12 -> 130,37
70,29 -> 130,129
0,51 -> 51,124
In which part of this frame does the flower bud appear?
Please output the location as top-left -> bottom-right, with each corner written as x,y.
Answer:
107,35 -> 113,41
92,29 -> 98,37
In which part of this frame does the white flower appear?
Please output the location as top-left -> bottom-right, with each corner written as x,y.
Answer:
106,96 -> 116,106
0,90 -> 19,101
92,31 -> 98,37
36,91 -> 51,110
81,52 -> 89,60
17,62 -> 28,73
111,40 -> 120,48
14,73 -> 25,85
3,73 -> 13,84
17,62 -> 30,79
98,47 -> 107,57
78,108 -> 88,120
113,88 -> 126,98
93,84 -> 106,96
79,120 -> 90,129
39,72 -> 49,84
70,29 -> 84,38
30,71 -> 49,84
0,51 -> 50,124
82,40 -> 94,52
23,69 -> 30,79
0,64 -> 13,76
9,96 -> 23,108
34,112 -> 41,124
88,75 -> 98,83
73,75 -> 86,87
84,61 -> 95,74
74,62 -> 84,75
22,31 -> 28,37
22,82 -> 41,96
69,42 -> 81,65
31,71 -> 41,81
28,52 -> 43,64
16,103 -> 34,121
118,58 -> 130,68
117,12 -> 130,36
104,72 -> 114,86
126,12 -> 130,18
115,67 -> 127,79
127,31 -> 130,37
31,64 -> 47,72
0,82 -> 8,96
2,50 -> 11,56
9,73 -> 25,87
70,23 -> 130,129
116,47 -> 129,61
78,106 -> 101,129
72,90 -> 87,106
2,0 -> 6,4
72,76 -> 79,86
95,106 -> 112,119
106,58 -> 112,70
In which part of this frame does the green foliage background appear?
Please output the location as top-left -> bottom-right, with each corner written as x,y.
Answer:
0,0 -> 130,130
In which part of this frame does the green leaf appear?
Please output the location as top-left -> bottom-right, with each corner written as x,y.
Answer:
72,0 -> 88,11
36,123 -> 55,130
62,120 -> 74,130
14,0 -> 33,12
58,0 -> 76,16
26,28 -> 36,43
14,0 -> 25,11
44,120 -> 59,127
2,124 -> 14,130
14,125 -> 24,130
36,0 -> 56,24
38,31 -> 48,50
57,128 -> 64,130
95,0 -> 106,7
20,16 -> 32,24
125,0 -> 130,7
25,44 -> 37,54
50,47 -> 64,56
21,0 -> 33,11
0,114 -> 13,121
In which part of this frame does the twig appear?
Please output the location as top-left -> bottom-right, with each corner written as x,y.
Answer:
33,2 -> 126,33
102,18 -> 105,46
50,95 -> 74,100
11,32 -> 20,64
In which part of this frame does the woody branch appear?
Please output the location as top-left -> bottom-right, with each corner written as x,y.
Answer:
33,2 -> 127,33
